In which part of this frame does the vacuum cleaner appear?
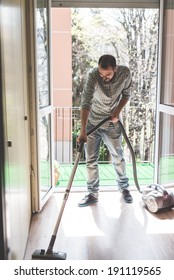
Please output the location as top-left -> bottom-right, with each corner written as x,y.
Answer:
141,184 -> 174,213
31,116 -> 174,260
118,120 -> 174,213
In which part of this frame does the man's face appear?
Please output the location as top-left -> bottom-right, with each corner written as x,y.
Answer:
98,65 -> 116,82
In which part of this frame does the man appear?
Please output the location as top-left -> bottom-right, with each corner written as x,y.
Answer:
77,54 -> 133,207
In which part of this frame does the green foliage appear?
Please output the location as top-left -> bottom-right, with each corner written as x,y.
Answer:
72,9 -> 94,106
98,143 -> 110,162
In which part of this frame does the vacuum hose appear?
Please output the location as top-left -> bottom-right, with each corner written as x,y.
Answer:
118,120 -> 141,193
80,116 -> 141,193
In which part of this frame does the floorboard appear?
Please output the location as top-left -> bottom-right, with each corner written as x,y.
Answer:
24,189 -> 174,260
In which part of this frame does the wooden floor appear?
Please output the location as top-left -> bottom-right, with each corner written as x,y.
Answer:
24,189 -> 174,260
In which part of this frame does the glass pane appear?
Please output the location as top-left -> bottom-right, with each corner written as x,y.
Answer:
39,115 -> 52,197
36,1 -> 50,108
158,113 -> 174,184
160,0 -> 174,106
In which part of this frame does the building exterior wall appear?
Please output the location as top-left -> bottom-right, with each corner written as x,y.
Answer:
51,8 -> 72,162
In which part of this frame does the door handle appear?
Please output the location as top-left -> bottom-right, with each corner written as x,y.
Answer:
7,140 -> 12,147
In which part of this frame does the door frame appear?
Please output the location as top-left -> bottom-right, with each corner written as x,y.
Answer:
0,14 -> 8,260
28,0 -> 162,213
51,0 -> 159,9
154,0 -> 164,183
27,0 -> 54,212
154,0 -> 174,187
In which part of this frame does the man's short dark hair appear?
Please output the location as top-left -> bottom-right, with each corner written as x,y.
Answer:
98,54 -> 116,69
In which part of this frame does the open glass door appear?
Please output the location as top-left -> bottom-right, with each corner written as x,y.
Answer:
154,0 -> 174,186
34,0 -> 54,211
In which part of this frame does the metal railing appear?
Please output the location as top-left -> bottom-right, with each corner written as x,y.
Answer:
54,107 -> 155,164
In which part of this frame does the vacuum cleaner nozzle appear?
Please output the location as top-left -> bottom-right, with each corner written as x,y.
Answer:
32,249 -> 67,260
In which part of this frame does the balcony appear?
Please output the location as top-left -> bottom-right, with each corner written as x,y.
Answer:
53,107 -> 155,189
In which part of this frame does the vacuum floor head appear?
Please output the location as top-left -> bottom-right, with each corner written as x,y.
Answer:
142,184 -> 174,213
32,249 -> 66,260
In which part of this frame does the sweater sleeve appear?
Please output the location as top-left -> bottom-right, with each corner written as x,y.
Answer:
80,70 -> 97,110
122,68 -> 132,99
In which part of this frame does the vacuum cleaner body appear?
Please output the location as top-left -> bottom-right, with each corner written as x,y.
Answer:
142,184 -> 174,213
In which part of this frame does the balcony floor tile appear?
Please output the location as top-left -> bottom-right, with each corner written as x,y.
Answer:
57,162 -> 154,188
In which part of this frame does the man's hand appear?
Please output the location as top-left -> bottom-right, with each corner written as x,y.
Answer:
111,116 -> 119,123
110,109 -> 120,123
110,96 -> 129,122
77,131 -> 87,144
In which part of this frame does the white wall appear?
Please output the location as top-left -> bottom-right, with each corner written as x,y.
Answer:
1,0 -> 31,259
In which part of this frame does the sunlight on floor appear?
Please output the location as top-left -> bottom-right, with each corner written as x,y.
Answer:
145,214 -> 174,234
54,191 -> 174,238
24,191 -> 174,260
61,207 -> 105,237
